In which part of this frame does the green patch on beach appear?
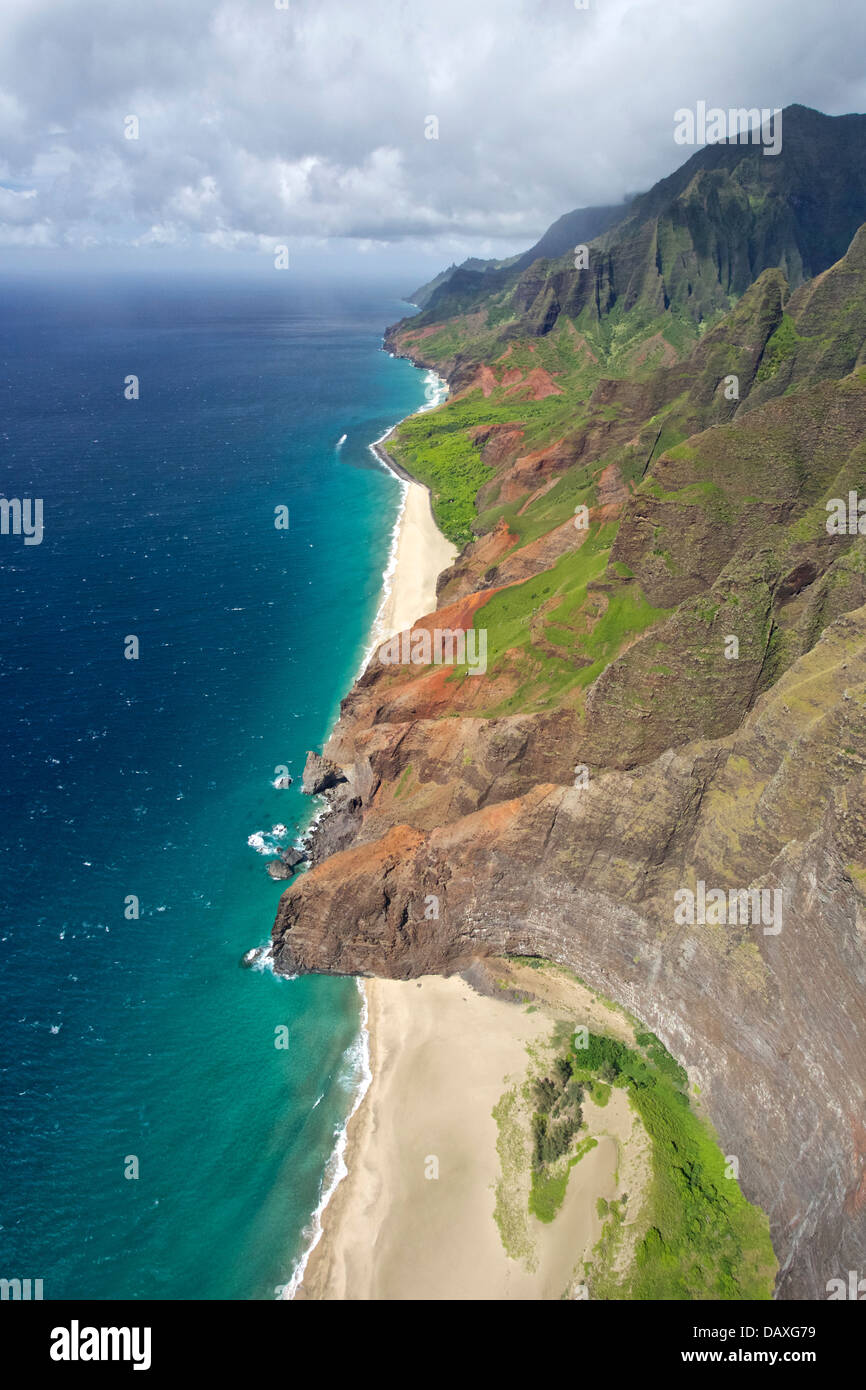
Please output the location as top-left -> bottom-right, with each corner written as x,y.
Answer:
491,1086 -> 536,1269
590,1080 -> 611,1107
569,1033 -> 777,1300
529,1135 -> 598,1223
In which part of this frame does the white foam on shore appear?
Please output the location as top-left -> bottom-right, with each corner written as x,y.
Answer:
298,796 -> 329,844
246,824 -> 289,856
356,472 -> 409,676
281,978 -> 371,1300
358,367 -> 448,677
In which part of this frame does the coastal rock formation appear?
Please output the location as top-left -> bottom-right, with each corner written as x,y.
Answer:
301,752 -> 347,795
266,846 -> 308,880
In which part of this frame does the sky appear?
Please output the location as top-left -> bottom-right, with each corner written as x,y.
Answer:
1,0 -> 866,281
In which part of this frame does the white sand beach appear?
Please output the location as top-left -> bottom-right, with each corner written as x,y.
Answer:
372,477 -> 457,645
298,963 -> 649,1301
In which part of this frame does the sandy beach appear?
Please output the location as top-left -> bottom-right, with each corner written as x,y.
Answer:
371,471 -> 457,646
298,961 -> 649,1300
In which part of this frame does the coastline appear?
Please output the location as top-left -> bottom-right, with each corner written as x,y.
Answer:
359,365 -> 457,664
285,363 -> 456,1298
281,979 -> 372,1300
366,467 -> 457,650
363,384 -> 458,652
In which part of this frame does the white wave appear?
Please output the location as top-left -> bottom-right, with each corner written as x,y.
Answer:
419,369 -> 449,412
245,941 -> 297,980
359,367 -> 448,678
356,476 -> 409,678
246,824 -> 290,856
281,979 -> 372,1300
302,799 -> 329,840
251,943 -> 279,974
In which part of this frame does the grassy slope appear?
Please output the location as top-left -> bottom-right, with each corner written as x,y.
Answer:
385,222 -> 866,730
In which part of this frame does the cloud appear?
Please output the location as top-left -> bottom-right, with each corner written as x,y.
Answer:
0,0 -> 865,260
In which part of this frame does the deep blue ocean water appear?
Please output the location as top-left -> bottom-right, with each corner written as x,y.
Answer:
0,271 -> 428,1299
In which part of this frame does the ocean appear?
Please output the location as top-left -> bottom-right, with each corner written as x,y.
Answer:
0,269 -> 431,1299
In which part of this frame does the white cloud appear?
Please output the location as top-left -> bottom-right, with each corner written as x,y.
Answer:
0,0 -> 863,258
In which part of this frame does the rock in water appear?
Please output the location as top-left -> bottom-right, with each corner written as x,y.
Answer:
266,846 -> 308,880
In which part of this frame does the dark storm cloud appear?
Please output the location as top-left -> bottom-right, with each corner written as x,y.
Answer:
1,0 -> 865,258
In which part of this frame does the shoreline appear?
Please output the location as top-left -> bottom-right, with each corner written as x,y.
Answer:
287,360 -> 650,1301
360,369 -> 456,662
281,980 -> 372,1300
284,361 -> 456,1299
366,470 -> 457,652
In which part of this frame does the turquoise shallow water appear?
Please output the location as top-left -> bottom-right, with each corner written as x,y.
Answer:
0,271 -> 428,1299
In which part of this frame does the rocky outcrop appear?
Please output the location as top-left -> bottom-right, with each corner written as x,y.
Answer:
301,752 -> 348,795
266,846 -> 308,880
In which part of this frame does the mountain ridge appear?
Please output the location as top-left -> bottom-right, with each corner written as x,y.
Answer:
399,104 -> 866,382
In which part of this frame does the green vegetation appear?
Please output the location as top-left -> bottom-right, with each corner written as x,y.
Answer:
389,404 -> 494,545
756,314 -> 800,381
491,1086 -> 536,1266
526,1053 -> 591,1223
439,521 -> 671,714
530,1136 -> 598,1223
590,1079 -> 611,1107
393,764 -> 413,798
567,1032 -> 776,1300
491,1016 -> 775,1295
489,964 -> 776,1296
